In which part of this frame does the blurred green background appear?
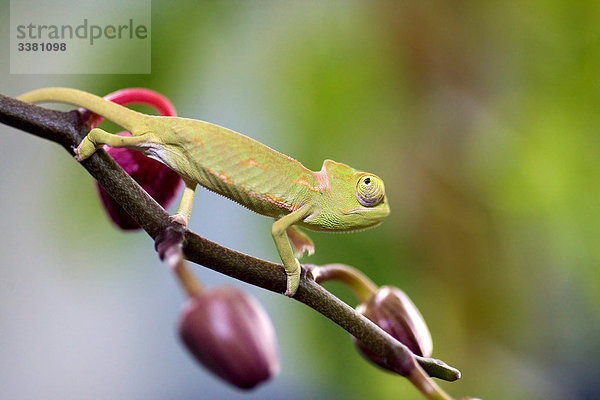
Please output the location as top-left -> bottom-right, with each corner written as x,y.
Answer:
1,1 -> 600,399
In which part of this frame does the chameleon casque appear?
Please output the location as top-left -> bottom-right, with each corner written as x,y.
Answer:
19,88 -> 390,296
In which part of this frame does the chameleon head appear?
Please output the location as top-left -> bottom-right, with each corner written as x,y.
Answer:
304,160 -> 390,231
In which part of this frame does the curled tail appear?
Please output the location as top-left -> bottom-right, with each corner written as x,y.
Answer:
18,87 -> 147,133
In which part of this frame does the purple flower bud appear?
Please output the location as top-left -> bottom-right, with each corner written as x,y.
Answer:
178,287 -> 280,390
85,88 -> 182,230
353,286 -> 433,372
96,136 -> 182,229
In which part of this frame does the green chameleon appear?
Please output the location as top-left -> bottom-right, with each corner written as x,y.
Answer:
19,87 -> 390,296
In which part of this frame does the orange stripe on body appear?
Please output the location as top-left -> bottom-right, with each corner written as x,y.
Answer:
191,137 -> 204,145
292,170 -> 330,193
243,157 -> 270,170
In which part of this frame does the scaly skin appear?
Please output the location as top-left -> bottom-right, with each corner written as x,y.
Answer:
18,87 -> 390,296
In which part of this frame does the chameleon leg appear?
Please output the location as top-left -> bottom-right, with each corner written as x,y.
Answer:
271,206 -> 311,297
172,179 -> 197,226
74,128 -> 153,161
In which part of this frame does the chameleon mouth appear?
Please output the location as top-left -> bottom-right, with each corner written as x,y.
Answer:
340,206 -> 390,226
341,207 -> 375,214
341,204 -> 390,217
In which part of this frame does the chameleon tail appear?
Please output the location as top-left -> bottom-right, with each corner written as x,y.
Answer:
18,87 -> 147,133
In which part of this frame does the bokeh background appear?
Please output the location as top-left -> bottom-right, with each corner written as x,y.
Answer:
1,1 -> 600,399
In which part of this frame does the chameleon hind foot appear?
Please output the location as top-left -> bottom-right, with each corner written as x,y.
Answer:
74,135 -> 97,161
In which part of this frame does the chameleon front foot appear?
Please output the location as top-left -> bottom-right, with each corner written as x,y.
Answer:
283,259 -> 301,297
284,276 -> 299,297
74,136 -> 97,161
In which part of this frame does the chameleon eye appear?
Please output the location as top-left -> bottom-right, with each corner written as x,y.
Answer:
356,175 -> 385,207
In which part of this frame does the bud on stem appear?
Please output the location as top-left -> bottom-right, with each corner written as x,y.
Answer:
178,287 -> 280,389
308,263 -> 460,399
355,286 -> 433,360
154,225 -> 280,390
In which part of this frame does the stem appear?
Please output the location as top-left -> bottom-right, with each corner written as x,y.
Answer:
308,263 -> 378,303
163,245 -> 203,297
408,364 -> 453,400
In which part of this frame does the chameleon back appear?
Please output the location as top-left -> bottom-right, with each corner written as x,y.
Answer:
148,116 -> 322,219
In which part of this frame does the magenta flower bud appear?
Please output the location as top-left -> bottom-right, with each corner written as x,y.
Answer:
95,137 -> 182,229
353,286 -> 433,372
84,88 -> 182,230
178,287 -> 280,390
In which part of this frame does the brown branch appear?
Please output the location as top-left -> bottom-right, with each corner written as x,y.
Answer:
0,94 -> 461,388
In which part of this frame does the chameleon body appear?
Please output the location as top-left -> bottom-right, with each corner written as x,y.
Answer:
18,88 -> 390,296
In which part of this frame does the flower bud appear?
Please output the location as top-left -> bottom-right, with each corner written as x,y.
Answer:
353,286 -> 433,372
96,139 -> 182,229
85,88 -> 182,230
178,287 -> 280,389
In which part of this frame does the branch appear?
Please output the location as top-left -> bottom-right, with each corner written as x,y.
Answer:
0,94 -> 461,390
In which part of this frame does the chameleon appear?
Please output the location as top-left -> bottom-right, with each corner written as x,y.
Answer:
18,87 -> 390,296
